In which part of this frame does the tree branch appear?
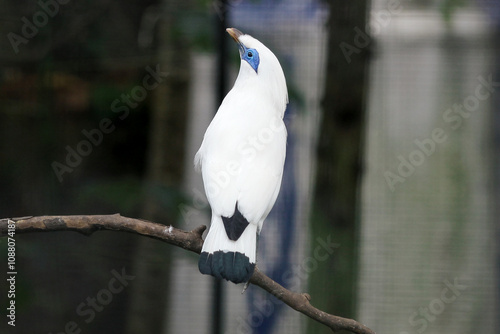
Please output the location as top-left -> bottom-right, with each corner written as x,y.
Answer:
0,214 -> 375,334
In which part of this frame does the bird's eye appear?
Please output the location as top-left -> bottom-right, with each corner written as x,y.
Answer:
247,51 -> 253,58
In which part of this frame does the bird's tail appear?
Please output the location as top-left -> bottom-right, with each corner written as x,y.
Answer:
199,215 -> 257,283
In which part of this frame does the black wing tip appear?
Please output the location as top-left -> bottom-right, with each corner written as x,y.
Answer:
199,251 -> 255,283
222,203 -> 250,241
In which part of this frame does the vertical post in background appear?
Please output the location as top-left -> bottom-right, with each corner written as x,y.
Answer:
309,1 -> 370,333
492,17 -> 500,331
125,2 -> 192,334
213,1 -> 228,334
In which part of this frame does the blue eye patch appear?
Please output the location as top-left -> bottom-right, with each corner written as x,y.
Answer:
240,46 -> 260,73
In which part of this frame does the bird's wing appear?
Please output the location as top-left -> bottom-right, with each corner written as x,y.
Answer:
235,127 -> 286,227
196,89 -> 286,226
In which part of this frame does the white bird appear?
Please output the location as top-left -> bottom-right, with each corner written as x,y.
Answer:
195,27 -> 288,283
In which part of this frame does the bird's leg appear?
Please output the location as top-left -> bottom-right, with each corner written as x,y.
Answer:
241,281 -> 250,293
241,263 -> 259,294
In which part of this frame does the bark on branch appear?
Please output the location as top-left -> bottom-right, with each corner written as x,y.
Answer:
0,214 -> 375,334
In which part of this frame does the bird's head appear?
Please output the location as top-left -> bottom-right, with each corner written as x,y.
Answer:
227,28 -> 261,73
226,28 -> 288,113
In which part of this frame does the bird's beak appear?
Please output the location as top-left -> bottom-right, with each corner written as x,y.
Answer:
226,28 -> 245,56
226,28 -> 243,43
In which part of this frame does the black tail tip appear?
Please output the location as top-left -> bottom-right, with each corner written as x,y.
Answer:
199,251 -> 255,284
